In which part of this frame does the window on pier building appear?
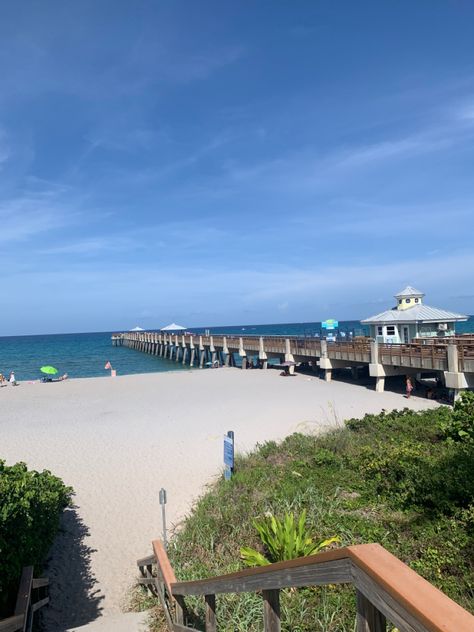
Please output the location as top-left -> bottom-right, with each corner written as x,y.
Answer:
377,326 -> 383,336
386,325 -> 396,336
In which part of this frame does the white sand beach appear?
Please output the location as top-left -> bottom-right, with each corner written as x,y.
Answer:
1,368 -> 439,630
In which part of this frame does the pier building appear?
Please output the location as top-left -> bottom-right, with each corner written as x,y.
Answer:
361,286 -> 467,344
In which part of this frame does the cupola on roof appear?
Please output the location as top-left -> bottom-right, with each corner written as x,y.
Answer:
394,286 -> 425,299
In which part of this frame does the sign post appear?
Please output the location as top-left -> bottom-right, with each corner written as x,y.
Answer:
223,431 -> 234,481
159,488 -> 167,549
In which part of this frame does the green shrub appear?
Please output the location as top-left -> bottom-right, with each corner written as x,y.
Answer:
440,391 -> 474,443
0,460 -> 72,616
240,510 -> 340,566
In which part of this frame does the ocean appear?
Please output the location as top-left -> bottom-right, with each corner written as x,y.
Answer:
1,317 -> 473,382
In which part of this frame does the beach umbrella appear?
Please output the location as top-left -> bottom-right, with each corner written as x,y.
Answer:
40,365 -> 58,375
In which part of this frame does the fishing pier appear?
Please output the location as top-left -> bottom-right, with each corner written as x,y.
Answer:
112,332 -> 474,398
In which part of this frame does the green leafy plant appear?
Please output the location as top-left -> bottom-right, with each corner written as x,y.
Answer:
240,510 -> 340,566
0,460 -> 72,616
440,391 -> 474,443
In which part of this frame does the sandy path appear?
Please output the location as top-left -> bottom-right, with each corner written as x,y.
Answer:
1,368 -> 438,629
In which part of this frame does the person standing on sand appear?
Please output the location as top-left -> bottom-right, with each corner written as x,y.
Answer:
406,376 -> 413,398
9,371 -> 17,386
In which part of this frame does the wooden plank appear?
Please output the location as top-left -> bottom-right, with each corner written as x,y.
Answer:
356,589 -> 386,631
350,546 -> 474,632
172,558 -> 352,596
31,578 -> 48,589
204,594 -> 216,632
174,595 -> 185,626
137,554 -> 155,567
352,566 -> 426,632
153,575 -> 175,631
0,615 -> 24,632
137,577 -> 156,586
31,597 -> 49,613
263,589 -> 281,632
153,540 -> 177,597
14,567 -> 33,632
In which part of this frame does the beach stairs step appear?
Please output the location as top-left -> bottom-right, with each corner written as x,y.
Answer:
67,611 -> 148,631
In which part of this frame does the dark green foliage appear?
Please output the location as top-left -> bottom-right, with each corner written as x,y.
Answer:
0,460 -> 72,616
138,406 -> 474,631
440,391 -> 474,443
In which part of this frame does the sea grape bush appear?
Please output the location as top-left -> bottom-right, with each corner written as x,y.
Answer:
0,460 -> 72,615
440,391 -> 474,444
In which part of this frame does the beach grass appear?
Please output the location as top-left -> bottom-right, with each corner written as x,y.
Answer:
133,402 -> 474,631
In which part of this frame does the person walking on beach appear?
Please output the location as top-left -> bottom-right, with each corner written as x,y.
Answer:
406,376 -> 413,399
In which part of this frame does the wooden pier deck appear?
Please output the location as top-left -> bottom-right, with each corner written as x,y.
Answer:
112,332 -> 474,397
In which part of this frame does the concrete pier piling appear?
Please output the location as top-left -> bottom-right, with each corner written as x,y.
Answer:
113,331 -> 474,397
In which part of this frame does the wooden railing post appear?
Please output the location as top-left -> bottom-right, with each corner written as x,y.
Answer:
205,594 -> 216,632
174,595 -> 185,625
263,589 -> 281,632
356,590 -> 386,631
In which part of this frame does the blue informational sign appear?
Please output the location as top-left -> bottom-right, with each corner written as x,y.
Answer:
322,319 -> 339,330
223,431 -> 234,481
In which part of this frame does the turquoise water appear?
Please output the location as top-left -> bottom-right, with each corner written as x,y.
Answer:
1,317 -> 473,381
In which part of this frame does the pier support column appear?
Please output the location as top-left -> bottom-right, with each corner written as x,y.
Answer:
210,337 -> 217,366
319,356 -> 333,380
444,342 -> 468,401
222,337 -> 230,367
189,336 -> 195,366
259,336 -> 268,370
239,337 -> 247,370
284,338 -> 295,375
369,341 -> 386,392
174,336 -> 180,362
198,336 -> 205,368
182,347 -> 188,365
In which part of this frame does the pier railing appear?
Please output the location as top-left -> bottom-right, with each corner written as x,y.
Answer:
137,540 -> 474,632
116,332 -> 474,374
0,567 -> 49,632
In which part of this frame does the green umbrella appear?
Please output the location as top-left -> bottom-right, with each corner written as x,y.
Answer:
40,366 -> 58,375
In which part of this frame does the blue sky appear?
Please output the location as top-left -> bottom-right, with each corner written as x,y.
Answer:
1,1 -> 474,335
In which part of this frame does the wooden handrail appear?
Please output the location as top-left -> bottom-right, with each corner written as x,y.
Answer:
0,567 -> 49,632
153,540 -> 177,597
138,541 -> 474,632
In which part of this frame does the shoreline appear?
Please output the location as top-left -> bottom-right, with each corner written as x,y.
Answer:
2,368 -> 439,630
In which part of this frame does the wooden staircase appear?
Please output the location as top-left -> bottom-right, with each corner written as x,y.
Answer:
137,540 -> 474,632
